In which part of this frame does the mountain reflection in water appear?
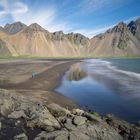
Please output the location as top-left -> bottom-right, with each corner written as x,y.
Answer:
56,59 -> 140,123
67,63 -> 87,81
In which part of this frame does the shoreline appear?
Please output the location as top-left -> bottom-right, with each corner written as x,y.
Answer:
0,59 -> 140,122
0,59 -> 80,108
0,88 -> 140,140
0,59 -> 140,140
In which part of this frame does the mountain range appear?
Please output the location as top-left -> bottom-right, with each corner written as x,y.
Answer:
0,18 -> 140,57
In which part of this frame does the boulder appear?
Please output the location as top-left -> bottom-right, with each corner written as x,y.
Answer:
0,99 -> 17,116
13,133 -> 28,140
0,89 -> 139,140
15,120 -> 21,126
8,110 -> 26,119
18,103 -> 61,131
84,112 -> 102,123
105,116 -> 140,140
64,118 -> 77,131
34,130 -> 69,140
73,116 -> 87,126
72,108 -> 84,115
54,134 -> 68,140
32,107 -> 61,131
86,124 -> 123,140
47,103 -> 70,117
69,130 -> 90,140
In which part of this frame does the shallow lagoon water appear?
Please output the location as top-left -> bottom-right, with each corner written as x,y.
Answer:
56,59 -> 140,123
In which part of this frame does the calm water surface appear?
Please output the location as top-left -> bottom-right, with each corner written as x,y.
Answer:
56,58 -> 140,123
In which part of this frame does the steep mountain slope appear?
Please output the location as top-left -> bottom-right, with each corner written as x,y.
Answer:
0,18 -> 139,57
89,22 -> 140,56
135,18 -> 140,41
3,22 -> 27,34
128,18 -> 140,41
1,23 -> 89,57
0,26 -> 4,32
0,31 -> 18,56
0,39 -> 11,56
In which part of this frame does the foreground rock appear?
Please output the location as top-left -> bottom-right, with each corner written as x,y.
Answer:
73,116 -> 87,126
0,89 -> 140,140
13,133 -> 28,140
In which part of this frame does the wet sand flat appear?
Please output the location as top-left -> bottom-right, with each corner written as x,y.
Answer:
0,59 -> 79,108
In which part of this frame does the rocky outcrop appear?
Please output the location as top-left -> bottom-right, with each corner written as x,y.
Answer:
0,89 -> 140,140
127,18 -> 140,42
66,33 -> 90,47
104,114 -> 140,140
13,133 -> 28,140
73,116 -> 87,126
135,18 -> 140,41
52,31 -> 65,40
111,22 -> 128,33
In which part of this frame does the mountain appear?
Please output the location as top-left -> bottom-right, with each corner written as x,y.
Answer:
0,26 -> 4,32
89,21 -> 140,57
0,18 -> 140,57
127,18 -> 140,41
2,22 -> 27,35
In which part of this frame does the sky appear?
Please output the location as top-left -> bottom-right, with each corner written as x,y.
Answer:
0,0 -> 140,37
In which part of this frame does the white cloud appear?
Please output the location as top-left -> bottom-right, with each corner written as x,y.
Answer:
10,1 -> 28,14
0,0 -> 138,38
0,11 -> 6,18
0,0 -> 29,25
0,0 -> 71,34
12,7 -> 56,27
0,0 -> 75,33
0,0 -> 58,30
0,0 -> 28,14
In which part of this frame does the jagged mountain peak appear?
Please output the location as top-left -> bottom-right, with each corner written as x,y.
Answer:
66,32 -> 89,47
28,23 -> 46,31
51,31 -> 64,40
4,21 -> 26,27
117,22 -> 126,26
0,26 -> 3,31
127,20 -> 136,27
136,17 -> 140,23
0,17 -> 140,57
67,32 -> 89,39
53,31 -> 64,34
110,22 -> 127,33
127,20 -> 137,35
127,18 -> 140,41
3,21 -> 27,34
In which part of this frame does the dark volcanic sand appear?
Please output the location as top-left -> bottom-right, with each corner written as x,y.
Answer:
0,59 -> 79,108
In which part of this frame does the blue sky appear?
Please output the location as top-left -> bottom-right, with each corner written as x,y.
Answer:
0,0 -> 140,37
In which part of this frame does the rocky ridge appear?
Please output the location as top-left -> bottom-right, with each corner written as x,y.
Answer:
89,19 -> 140,56
0,89 -> 140,140
0,18 -> 140,57
3,22 -> 27,34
